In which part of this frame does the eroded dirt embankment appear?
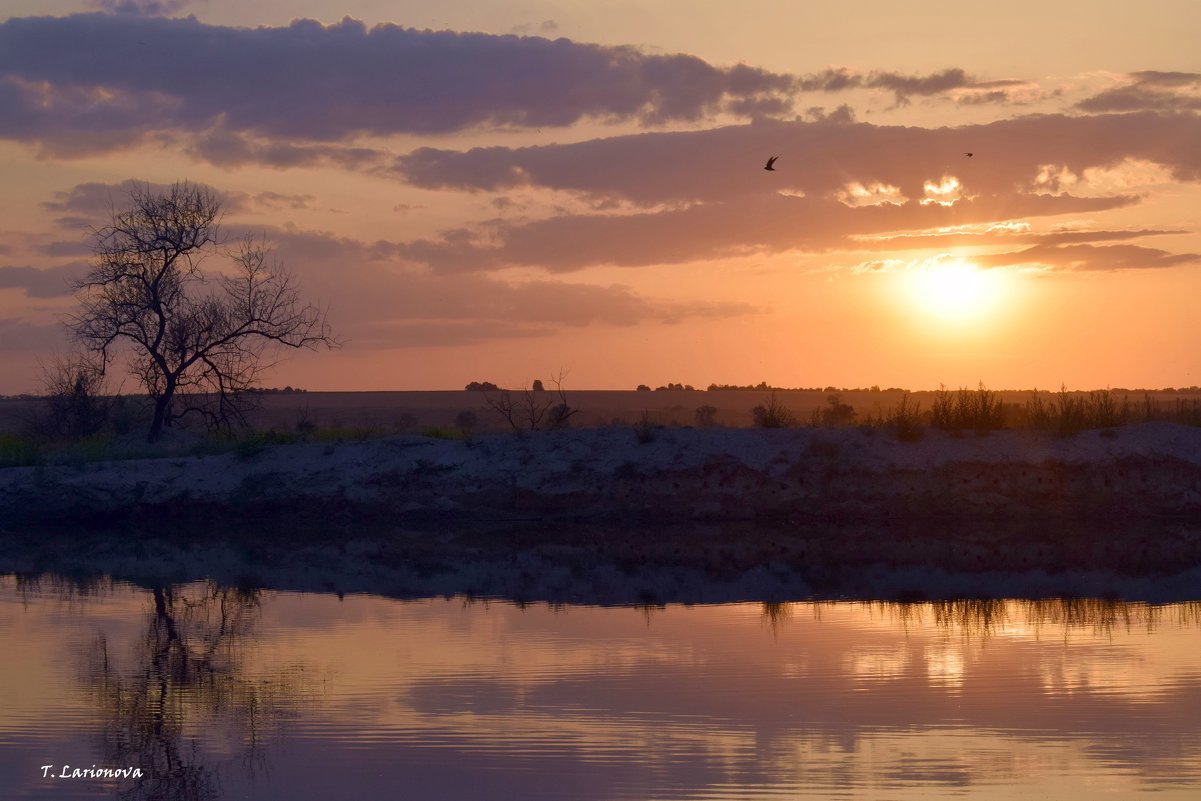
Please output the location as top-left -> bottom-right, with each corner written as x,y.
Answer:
2,423 -> 1200,526
3,424 -> 1201,602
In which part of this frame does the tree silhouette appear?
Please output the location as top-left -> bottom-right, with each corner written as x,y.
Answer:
82,582 -> 316,800
71,182 -> 337,441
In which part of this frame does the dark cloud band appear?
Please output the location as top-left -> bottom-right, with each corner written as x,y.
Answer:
0,13 -> 799,151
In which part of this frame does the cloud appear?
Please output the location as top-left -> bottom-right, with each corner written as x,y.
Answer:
386,192 -> 1138,274
974,243 -> 1201,272
84,0 -> 199,15
0,263 -> 86,297
35,239 -> 91,258
42,179 -> 250,219
354,320 -> 556,349
803,104 -> 856,124
1078,71 -> 1201,113
393,112 -> 1201,204
235,191 -> 317,211
0,13 -> 801,155
187,129 -> 388,169
510,20 -> 560,36
231,225 -> 759,349
853,227 -> 1183,251
797,67 -> 1015,106
0,318 -> 67,352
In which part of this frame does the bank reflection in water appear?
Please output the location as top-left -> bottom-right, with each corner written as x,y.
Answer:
2,576 -> 1201,800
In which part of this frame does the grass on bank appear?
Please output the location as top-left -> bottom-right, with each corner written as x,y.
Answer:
0,421 -> 478,469
6,384 -> 1201,468
794,384 -> 1201,440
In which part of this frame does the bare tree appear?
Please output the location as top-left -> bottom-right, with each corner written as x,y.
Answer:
484,370 -> 577,431
70,182 -> 337,441
29,350 -> 112,440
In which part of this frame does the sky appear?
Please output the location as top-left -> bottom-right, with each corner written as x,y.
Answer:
1,0 -> 1200,393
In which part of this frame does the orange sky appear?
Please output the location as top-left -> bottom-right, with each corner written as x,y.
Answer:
2,1 -> 1200,393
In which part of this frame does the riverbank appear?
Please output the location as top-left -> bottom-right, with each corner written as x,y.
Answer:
2,422 -> 1200,525
3,422 -> 1201,602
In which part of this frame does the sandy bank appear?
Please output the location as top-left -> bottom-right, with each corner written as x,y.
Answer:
2,423 -> 1200,525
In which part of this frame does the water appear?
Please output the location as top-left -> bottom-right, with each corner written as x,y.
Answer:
3,575 -> 1201,799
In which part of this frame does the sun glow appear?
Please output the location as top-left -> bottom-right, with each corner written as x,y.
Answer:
905,257 -> 1007,325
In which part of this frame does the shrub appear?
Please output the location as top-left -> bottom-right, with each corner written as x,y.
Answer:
811,393 -> 856,427
751,391 -> 795,428
633,411 -> 658,444
1175,398 -> 1201,426
694,405 -> 718,427
30,353 -> 111,440
930,382 -> 1004,431
484,371 -> 577,431
887,392 -> 923,442
1025,389 -> 1053,429
1054,385 -> 1087,436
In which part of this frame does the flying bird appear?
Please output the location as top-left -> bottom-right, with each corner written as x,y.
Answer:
964,152 -> 974,158
764,156 -> 778,171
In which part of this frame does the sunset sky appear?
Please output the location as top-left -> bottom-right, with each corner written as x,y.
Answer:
2,0 -> 1200,393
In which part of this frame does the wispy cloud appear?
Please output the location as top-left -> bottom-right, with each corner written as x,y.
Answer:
0,263 -> 85,298
393,112 -> 1201,204
84,0 -> 201,16
229,224 -> 761,348
853,227 -> 1184,252
0,318 -> 66,352
974,243 -> 1201,272
1078,71 -> 1201,113
41,179 -> 252,225
385,192 -> 1138,274
797,67 -> 1025,106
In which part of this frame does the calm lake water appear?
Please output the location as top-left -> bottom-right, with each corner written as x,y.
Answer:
3,575 -> 1201,800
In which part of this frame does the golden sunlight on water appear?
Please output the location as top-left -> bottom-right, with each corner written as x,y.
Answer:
1,577 -> 1200,799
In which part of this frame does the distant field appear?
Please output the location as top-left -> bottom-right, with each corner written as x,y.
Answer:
4,387 -> 1201,435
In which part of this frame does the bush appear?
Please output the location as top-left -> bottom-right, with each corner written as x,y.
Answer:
751,392 -> 795,428
484,372 -> 577,431
811,393 -> 856,427
887,392 -> 923,442
930,382 -> 1003,431
694,405 -> 718,427
30,353 -> 111,440
633,412 -> 658,443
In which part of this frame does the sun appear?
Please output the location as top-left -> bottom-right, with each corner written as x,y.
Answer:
904,257 -> 1005,325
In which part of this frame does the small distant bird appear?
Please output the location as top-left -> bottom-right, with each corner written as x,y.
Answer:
764,156 -> 778,171
964,152 -> 974,158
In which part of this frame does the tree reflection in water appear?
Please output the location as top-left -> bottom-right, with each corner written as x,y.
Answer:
82,582 -> 316,801
759,597 -> 1201,639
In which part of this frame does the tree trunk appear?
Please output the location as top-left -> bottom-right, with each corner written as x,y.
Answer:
147,379 -> 175,443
